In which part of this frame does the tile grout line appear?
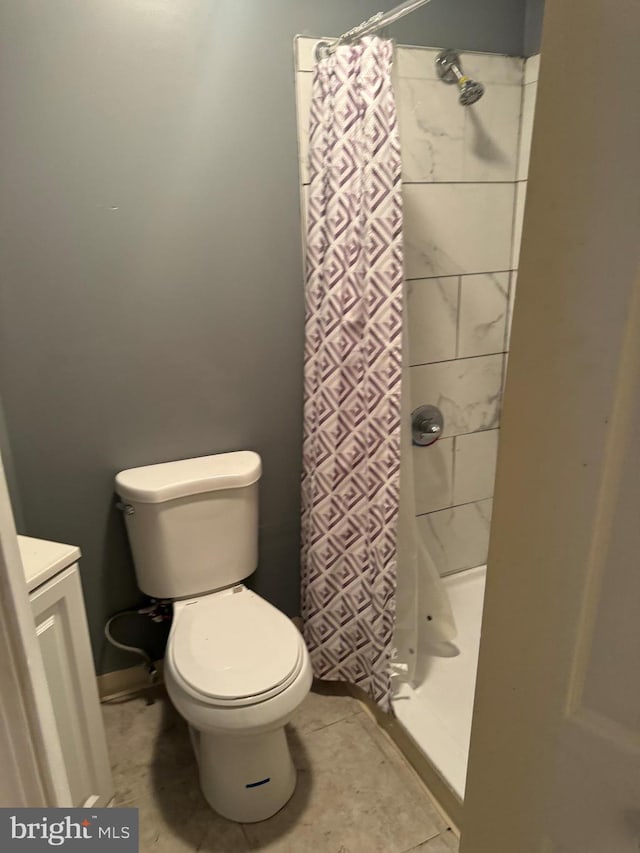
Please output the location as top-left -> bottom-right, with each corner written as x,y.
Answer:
416,495 -> 494,520
416,425 -> 499,441
504,272 -> 514,352
352,711 -> 448,844
239,823 -> 252,849
514,58 -> 527,183
450,274 -> 462,510
302,176 -> 528,187
294,708 -> 363,737
450,435 -> 458,510
510,62 -> 529,264
399,833 -> 448,853
410,350 -> 507,368
301,181 -> 526,187
499,350 -> 509,418
240,706 -> 366,847
400,832 -> 459,853
455,275 -> 462,360
404,179 -> 516,185
405,269 -> 515,282
300,179 -> 520,186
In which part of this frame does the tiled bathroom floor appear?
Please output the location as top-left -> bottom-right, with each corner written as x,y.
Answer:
102,685 -> 459,853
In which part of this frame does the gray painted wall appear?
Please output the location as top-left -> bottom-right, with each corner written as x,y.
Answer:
524,0 -> 545,55
0,0 -> 527,674
0,396 -> 24,532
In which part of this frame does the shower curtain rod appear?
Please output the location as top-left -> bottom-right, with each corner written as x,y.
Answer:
317,0 -> 434,57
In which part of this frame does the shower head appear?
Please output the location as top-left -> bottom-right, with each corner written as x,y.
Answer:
458,77 -> 485,106
435,49 -> 485,106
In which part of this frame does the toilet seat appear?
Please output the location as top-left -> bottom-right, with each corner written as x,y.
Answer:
169,587 -> 305,707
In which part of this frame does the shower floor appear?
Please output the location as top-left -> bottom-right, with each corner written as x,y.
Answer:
391,564 -> 486,800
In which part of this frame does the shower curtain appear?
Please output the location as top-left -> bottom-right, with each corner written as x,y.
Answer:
300,37 -> 403,709
300,36 -> 457,709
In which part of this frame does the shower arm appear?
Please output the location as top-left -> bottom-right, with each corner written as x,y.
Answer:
315,0 -> 435,59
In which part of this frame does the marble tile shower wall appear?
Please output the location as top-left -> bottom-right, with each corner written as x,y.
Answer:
511,54 -> 540,320
294,38 -> 539,576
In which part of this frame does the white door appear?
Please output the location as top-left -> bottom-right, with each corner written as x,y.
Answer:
461,0 -> 640,852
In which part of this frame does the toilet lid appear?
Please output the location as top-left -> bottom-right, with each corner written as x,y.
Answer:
171,589 -> 304,702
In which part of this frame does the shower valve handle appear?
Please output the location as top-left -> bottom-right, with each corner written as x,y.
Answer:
412,405 -> 444,447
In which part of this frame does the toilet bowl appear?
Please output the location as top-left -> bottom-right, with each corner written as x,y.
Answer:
165,586 -> 312,822
115,451 -> 312,822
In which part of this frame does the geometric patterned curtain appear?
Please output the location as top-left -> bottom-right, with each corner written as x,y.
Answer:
300,37 -> 404,710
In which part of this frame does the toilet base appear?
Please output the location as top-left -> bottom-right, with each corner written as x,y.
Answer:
193,725 -> 297,823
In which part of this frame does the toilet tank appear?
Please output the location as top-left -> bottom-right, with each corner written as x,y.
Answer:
115,452 -> 261,599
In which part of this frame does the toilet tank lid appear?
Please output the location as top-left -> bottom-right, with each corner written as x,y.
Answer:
115,451 -> 261,504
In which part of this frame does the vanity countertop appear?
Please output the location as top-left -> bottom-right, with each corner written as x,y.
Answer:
18,535 -> 81,593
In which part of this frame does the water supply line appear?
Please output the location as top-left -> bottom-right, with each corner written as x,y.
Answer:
104,599 -> 172,685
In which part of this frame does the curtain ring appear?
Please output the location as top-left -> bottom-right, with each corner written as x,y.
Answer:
314,40 -> 334,62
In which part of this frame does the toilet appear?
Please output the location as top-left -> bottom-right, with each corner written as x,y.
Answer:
114,451 -> 312,823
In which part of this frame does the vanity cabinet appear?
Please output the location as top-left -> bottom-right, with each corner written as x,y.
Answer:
18,536 -> 114,807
